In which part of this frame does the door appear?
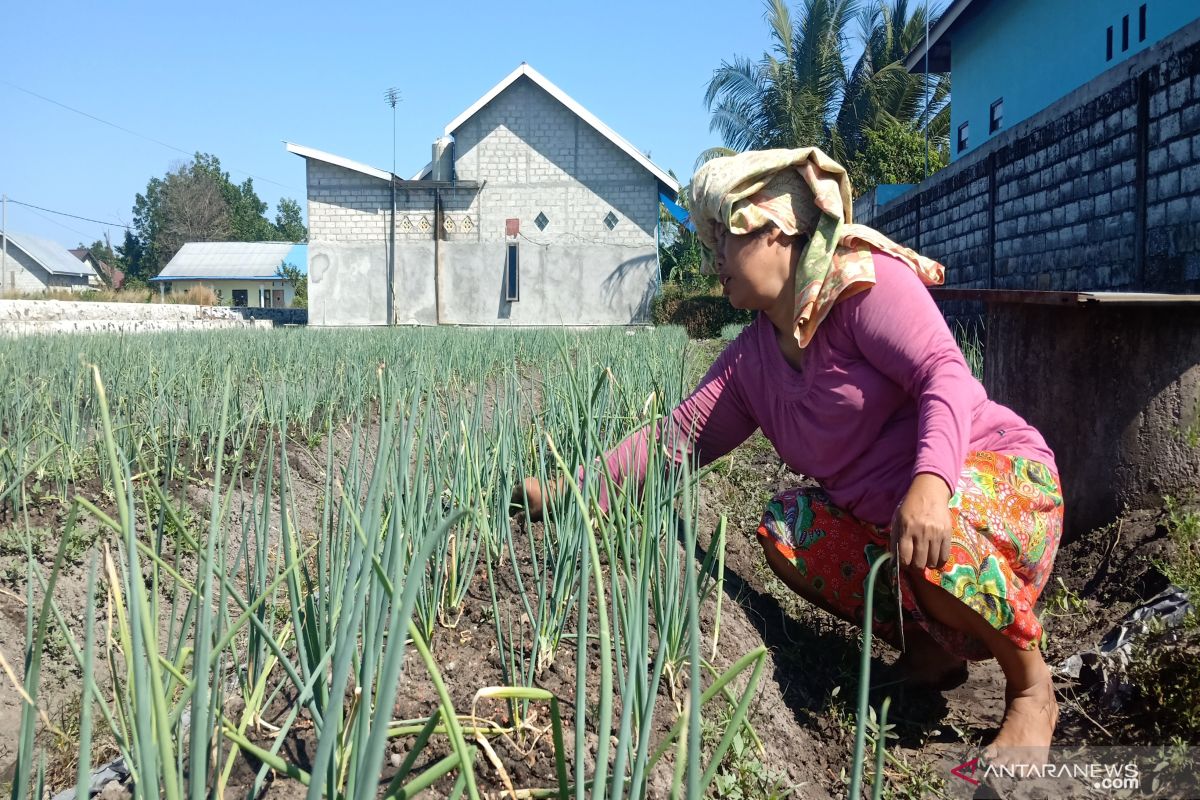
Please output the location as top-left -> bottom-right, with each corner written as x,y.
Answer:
272,289 -> 284,308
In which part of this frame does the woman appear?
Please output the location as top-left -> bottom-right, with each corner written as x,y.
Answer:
519,148 -> 1062,757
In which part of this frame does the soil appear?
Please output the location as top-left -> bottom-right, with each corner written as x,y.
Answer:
0,406 -> 1189,798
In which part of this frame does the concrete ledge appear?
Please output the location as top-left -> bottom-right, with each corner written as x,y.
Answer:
0,299 -> 305,327
985,302 -> 1200,536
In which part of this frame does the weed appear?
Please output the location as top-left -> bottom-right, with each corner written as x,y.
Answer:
1042,576 -> 1088,617
702,703 -> 795,799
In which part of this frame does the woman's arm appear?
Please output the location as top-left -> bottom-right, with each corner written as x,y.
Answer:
846,254 -> 982,569
517,337 -> 760,519
846,254 -> 982,496
591,340 -> 760,508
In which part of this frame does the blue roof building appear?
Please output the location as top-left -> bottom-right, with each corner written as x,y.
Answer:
908,0 -> 1198,160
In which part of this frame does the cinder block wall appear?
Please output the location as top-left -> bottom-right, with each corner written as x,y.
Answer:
854,18 -> 1200,293
304,74 -> 661,327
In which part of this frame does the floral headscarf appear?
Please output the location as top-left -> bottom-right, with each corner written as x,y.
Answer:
690,147 -> 945,348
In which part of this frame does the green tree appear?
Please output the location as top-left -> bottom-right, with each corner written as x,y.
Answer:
658,178 -> 709,287
128,153 -> 308,278
275,198 -> 307,243
276,261 -> 307,309
703,0 -> 950,194
846,118 -> 948,196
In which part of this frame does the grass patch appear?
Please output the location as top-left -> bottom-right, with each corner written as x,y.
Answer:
1125,497 -> 1200,741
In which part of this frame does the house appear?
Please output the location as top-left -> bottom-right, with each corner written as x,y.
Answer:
69,248 -> 125,289
287,63 -> 680,327
907,0 -> 1197,159
0,232 -> 97,292
149,242 -> 306,308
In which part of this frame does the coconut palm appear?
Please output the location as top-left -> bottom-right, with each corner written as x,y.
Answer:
838,0 -> 950,157
701,0 -> 950,181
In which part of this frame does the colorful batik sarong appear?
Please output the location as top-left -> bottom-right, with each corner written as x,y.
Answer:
755,451 -> 1064,661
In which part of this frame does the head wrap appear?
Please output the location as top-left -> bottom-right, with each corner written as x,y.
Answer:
690,147 -> 945,348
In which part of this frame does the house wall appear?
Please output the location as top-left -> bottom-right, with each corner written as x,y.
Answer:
854,17 -> 1200,294
304,75 -> 660,327
951,0 -> 1195,160
163,279 -> 295,308
0,244 -> 88,293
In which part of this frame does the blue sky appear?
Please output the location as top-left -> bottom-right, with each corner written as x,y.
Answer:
1,0 -> 943,251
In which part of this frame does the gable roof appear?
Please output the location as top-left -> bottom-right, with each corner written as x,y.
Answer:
4,233 -> 97,277
153,242 -> 307,280
904,0 -> 986,73
416,63 -> 680,193
285,142 -> 394,182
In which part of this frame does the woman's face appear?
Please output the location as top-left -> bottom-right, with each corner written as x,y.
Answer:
715,225 -> 796,311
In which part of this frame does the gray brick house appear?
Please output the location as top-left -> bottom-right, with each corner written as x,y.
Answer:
287,64 -> 679,327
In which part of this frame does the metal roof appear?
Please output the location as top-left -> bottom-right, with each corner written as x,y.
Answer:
153,242 -> 306,280
2,232 -> 97,277
413,64 -> 681,193
905,0 -> 986,73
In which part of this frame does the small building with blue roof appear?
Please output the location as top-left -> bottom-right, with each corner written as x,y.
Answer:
150,242 -> 306,308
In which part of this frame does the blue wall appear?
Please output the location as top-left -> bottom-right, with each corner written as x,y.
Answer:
950,0 -> 1196,160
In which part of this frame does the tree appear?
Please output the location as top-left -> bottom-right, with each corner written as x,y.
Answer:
846,118 -> 948,196
658,176 -> 708,287
126,153 -> 308,278
703,0 -> 951,194
276,261 -> 307,309
275,198 -> 307,243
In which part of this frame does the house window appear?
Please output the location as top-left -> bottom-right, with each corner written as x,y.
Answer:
957,122 -> 969,153
504,242 -> 519,302
1139,4 -> 1146,42
603,211 -> 619,230
1122,14 -> 1129,51
1106,26 -> 1114,60
989,98 -> 1004,134
534,211 -> 549,231
232,289 -> 248,307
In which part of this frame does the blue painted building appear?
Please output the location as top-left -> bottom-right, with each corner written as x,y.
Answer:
908,0 -> 1198,160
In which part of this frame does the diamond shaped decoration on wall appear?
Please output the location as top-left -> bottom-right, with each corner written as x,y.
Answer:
461,216 -> 474,233
534,211 -> 549,231
417,216 -> 431,233
604,211 -> 619,230
400,216 -> 414,232
443,216 -> 457,234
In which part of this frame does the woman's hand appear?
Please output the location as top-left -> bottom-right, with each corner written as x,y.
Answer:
890,473 -> 954,571
509,476 -> 566,522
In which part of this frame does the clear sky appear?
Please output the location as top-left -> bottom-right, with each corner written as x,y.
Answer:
1,0 -> 942,251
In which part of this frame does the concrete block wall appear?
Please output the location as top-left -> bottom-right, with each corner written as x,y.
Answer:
451,75 -> 658,247
305,73 -> 662,327
855,18 -> 1200,294
0,246 -> 69,294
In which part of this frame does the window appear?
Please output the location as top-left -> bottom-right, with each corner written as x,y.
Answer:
957,122 -> 969,153
534,211 -> 549,231
989,98 -> 1004,134
504,243 -> 519,302
1122,14 -> 1129,51
1107,26 -> 1114,60
232,289 -> 248,307
603,211 -> 619,230
1139,4 -> 1146,42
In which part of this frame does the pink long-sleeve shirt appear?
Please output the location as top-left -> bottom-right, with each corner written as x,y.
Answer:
599,251 -> 1057,526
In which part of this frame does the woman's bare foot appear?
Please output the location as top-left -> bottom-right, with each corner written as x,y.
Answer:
896,626 -> 969,690
984,663 -> 1058,766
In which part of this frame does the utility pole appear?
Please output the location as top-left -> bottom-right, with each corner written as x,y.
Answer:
384,88 -> 401,326
2,194 -> 7,292
924,11 -> 931,180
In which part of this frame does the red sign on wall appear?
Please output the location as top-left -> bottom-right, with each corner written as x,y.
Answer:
505,218 -> 520,237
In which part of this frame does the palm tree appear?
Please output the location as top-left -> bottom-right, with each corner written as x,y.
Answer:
837,0 -> 950,157
701,0 -> 950,180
